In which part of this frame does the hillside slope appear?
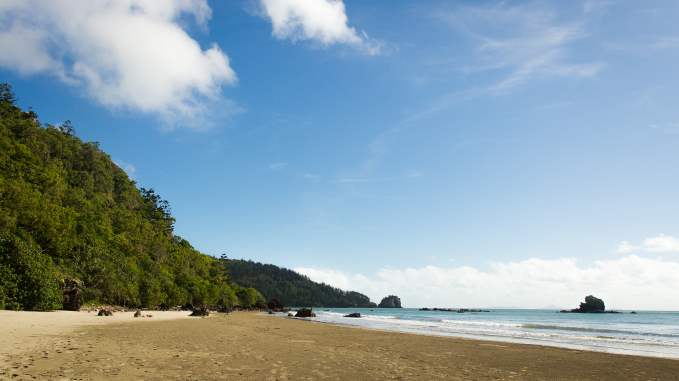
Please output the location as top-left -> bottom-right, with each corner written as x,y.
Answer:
0,84 -> 263,311
225,259 -> 377,308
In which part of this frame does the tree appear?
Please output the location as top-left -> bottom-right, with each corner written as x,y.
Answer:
223,259 -> 377,307
58,120 -> 75,136
0,83 -> 15,104
0,82 -> 262,311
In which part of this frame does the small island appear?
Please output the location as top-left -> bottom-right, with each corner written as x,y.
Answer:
560,295 -> 621,313
419,308 -> 490,313
378,295 -> 402,308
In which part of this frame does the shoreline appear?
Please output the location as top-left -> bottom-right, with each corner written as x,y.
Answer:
3,311 -> 679,380
304,308 -> 679,360
294,314 -> 679,360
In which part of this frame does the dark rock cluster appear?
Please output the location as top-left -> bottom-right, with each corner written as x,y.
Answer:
294,308 -> 316,318
267,298 -> 284,311
344,312 -> 361,318
266,298 -> 290,313
62,278 -> 82,311
217,306 -> 233,313
419,308 -> 490,313
97,309 -> 113,316
378,295 -> 402,308
190,307 -> 210,316
181,303 -> 195,311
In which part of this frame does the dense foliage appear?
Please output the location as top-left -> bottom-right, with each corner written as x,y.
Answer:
0,84 -> 264,311
224,259 -> 376,308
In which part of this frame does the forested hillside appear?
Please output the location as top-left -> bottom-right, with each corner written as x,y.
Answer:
225,259 -> 377,307
0,84 -> 264,311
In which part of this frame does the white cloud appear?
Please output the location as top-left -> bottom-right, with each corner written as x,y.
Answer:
442,2 -> 604,93
335,170 -> 422,184
335,172 -> 422,184
258,0 -> 380,54
0,0 -> 236,128
652,36 -> 679,50
296,255 -> 679,310
649,122 -> 679,135
582,0 -> 613,15
617,234 -> 679,254
302,172 -> 321,181
268,162 -> 289,170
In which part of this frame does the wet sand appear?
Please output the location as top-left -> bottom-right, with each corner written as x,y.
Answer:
2,311 -> 679,380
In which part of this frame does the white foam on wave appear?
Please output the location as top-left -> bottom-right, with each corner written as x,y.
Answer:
305,310 -> 679,359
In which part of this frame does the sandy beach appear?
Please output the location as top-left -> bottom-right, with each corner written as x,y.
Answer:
0,309 -> 191,376
2,311 -> 679,380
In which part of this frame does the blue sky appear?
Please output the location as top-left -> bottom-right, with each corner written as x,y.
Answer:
2,0 -> 679,308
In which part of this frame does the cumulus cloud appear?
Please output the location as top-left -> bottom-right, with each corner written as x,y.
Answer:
617,234 -> 679,254
0,0 -> 236,128
442,2 -> 604,92
258,0 -> 381,54
297,255 -> 679,310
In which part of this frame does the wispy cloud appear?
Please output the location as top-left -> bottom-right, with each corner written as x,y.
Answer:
268,162 -> 289,170
617,234 -> 679,254
301,172 -> 322,182
258,0 -> 382,55
652,36 -> 679,50
440,2 -> 604,94
267,164 -> 325,183
582,0 -> 614,15
649,122 -> 679,135
336,171 -> 422,184
297,254 -> 679,310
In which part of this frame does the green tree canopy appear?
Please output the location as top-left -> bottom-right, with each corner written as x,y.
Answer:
0,83 -> 252,310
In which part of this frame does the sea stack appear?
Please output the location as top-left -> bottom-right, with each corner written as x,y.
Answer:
378,295 -> 402,308
561,295 -> 606,313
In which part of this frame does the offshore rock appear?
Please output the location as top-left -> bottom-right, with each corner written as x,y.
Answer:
295,308 -> 316,318
378,295 -> 402,308
419,308 -> 490,313
561,295 -> 606,313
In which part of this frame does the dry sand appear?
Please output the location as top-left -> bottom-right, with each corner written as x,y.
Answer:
0,309 -> 190,377
2,311 -> 679,380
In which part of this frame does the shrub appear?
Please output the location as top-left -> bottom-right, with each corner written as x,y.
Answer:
0,235 -> 62,311
236,287 -> 266,309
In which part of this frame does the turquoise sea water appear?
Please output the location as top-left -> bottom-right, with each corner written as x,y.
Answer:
289,308 -> 679,359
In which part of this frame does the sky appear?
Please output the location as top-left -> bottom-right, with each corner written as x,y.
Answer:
2,0 -> 679,309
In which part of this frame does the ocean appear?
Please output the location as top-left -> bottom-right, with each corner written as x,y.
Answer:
290,308 -> 679,359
